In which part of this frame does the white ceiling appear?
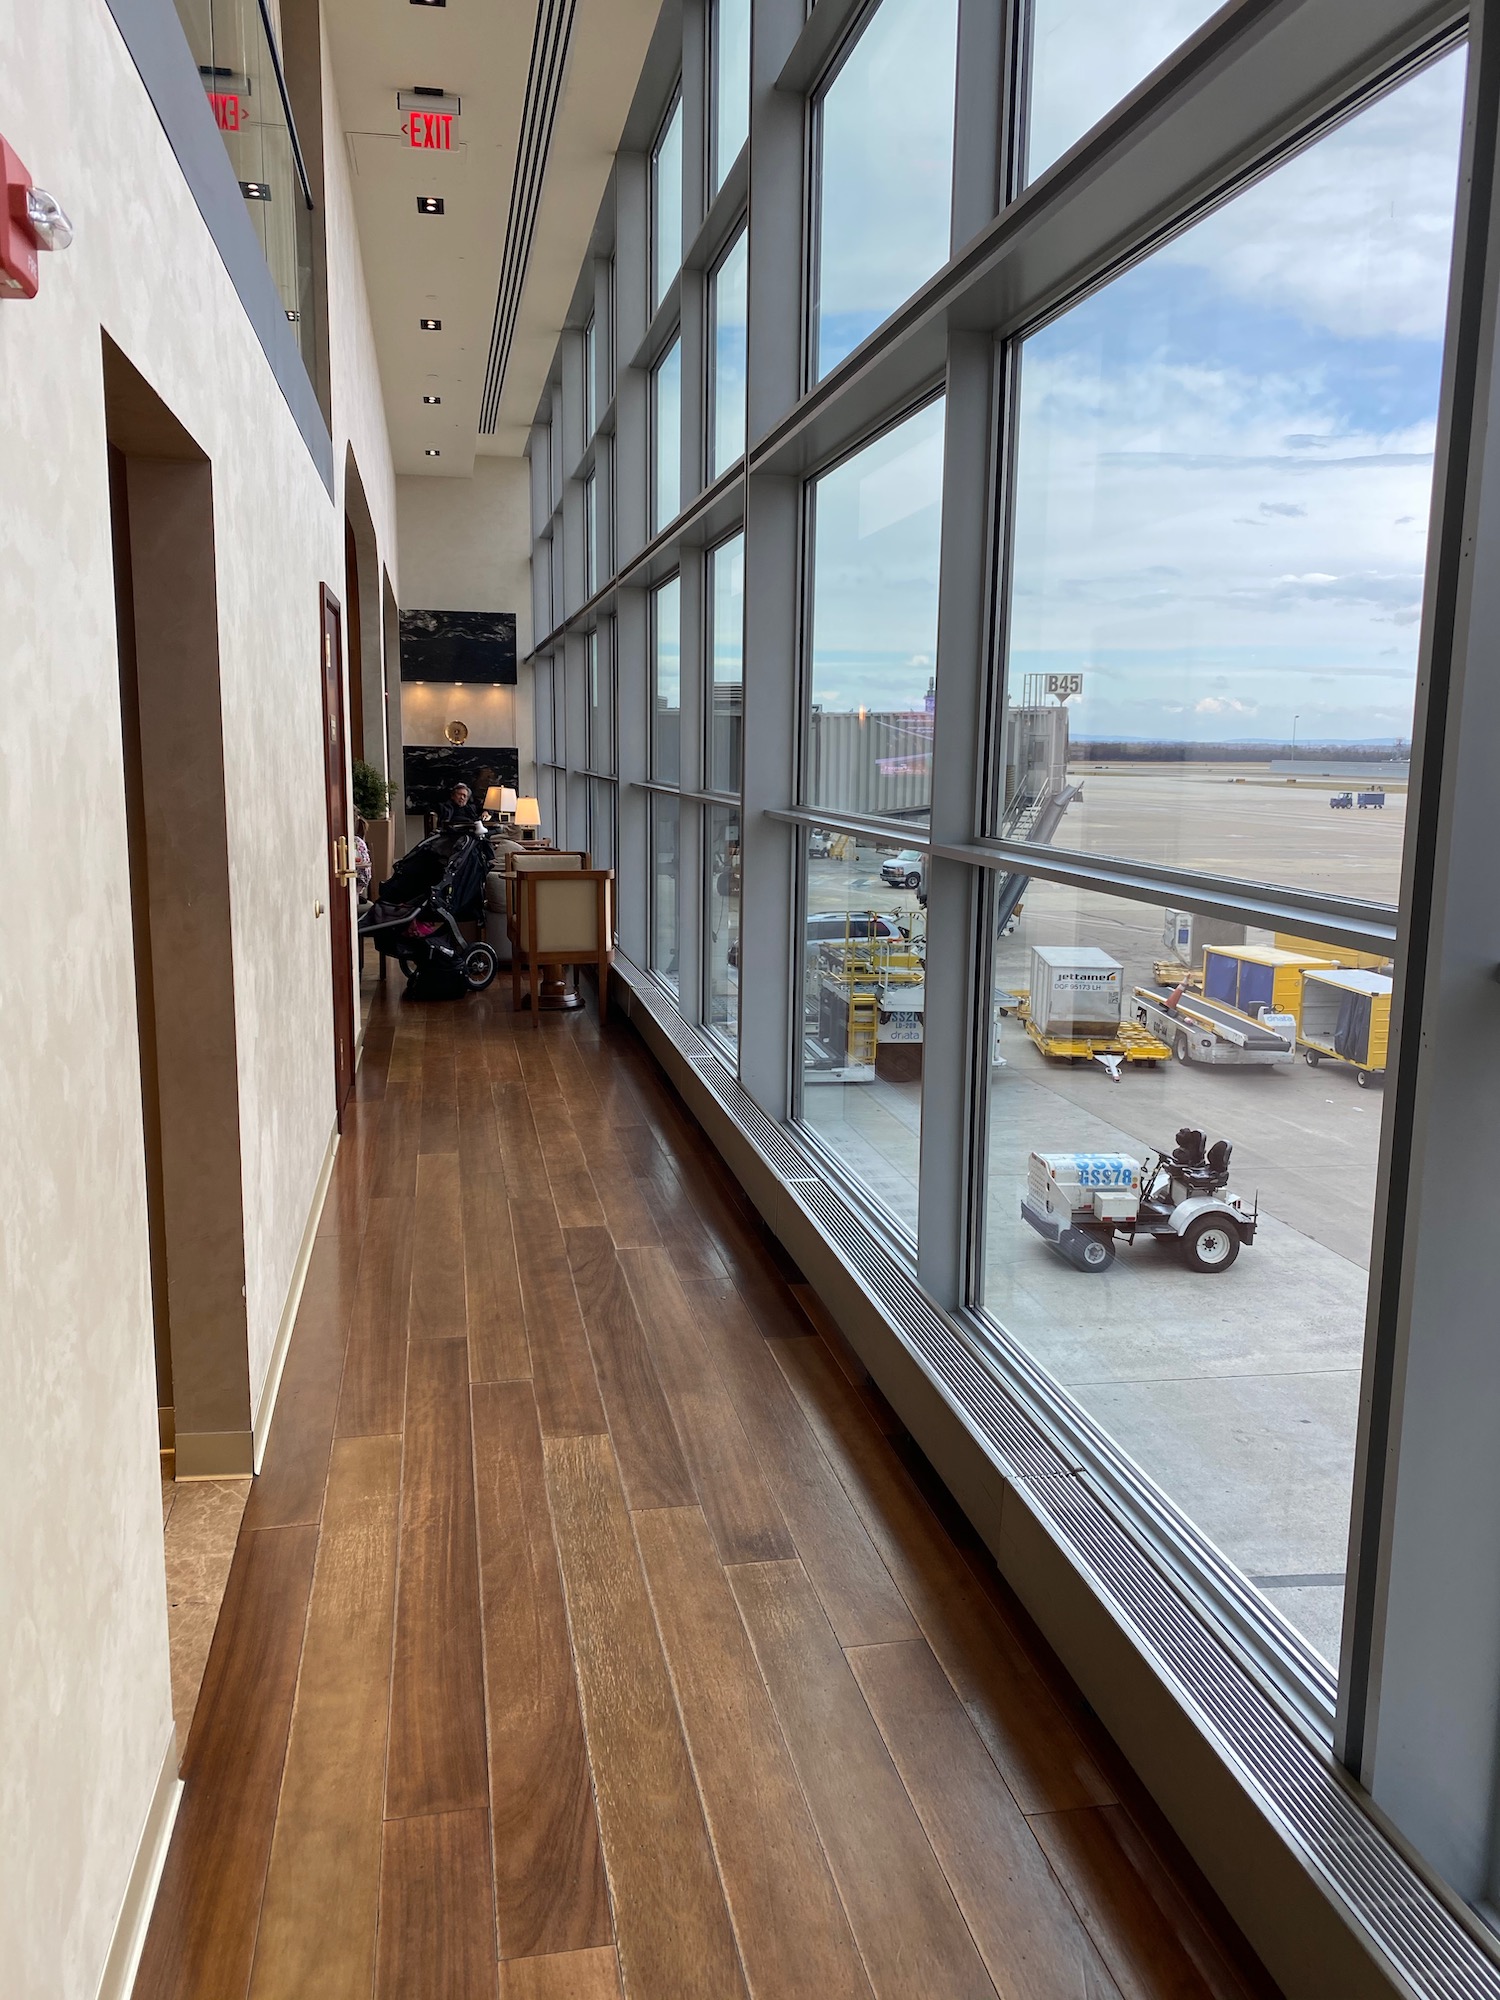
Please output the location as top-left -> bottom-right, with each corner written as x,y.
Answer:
323,0 -> 660,475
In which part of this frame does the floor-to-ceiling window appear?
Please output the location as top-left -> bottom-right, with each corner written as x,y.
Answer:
526,0 -> 1500,1939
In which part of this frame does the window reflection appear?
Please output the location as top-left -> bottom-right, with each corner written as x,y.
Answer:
808,399 -> 943,817
815,0 -> 958,377
1024,0 -> 1218,185
652,576 -> 681,785
651,793 -> 681,989
709,533 -> 744,793
1003,52 -> 1466,903
653,95 -> 683,309
706,804 -> 741,1048
587,620 -> 614,774
583,314 -> 596,438
711,0 -> 751,194
710,227 -> 749,478
653,337 -> 682,532
799,829 -> 927,1235
590,777 -> 616,874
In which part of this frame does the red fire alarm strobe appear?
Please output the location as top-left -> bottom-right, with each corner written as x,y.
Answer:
1,135 -> 74,300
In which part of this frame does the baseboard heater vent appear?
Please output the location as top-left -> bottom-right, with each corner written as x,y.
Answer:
613,953 -> 1500,2000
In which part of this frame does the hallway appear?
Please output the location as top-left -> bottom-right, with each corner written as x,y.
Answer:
134,987 -> 1276,2000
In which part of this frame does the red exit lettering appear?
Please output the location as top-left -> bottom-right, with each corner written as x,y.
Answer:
209,92 -> 243,132
407,111 -> 453,151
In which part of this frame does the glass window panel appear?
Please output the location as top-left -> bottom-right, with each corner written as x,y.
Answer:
653,94 -> 683,310
652,576 -> 681,785
710,227 -> 749,478
711,0 -> 751,194
799,827 -> 926,1236
706,804 -> 741,1050
815,0 -> 958,378
534,657 -> 553,762
583,314 -> 596,438
1002,54 -> 1466,904
584,472 -> 597,596
1025,1 -> 1218,186
588,620 -> 615,773
979,873 -> 1394,1666
653,337 -> 682,532
709,533 -> 744,793
590,777 -> 617,876
651,792 -> 681,989
807,399 -> 943,817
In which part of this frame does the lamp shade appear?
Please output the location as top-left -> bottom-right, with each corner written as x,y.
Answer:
483,786 -> 505,812
514,796 -> 541,829
499,786 -> 518,816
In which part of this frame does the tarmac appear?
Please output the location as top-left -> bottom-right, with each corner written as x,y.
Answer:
801,769 -> 1405,1667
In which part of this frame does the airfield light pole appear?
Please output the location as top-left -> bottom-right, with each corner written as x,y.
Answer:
1292,713 -> 1300,762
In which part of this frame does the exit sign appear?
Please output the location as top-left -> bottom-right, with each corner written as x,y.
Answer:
209,92 -> 243,131
405,111 -> 454,150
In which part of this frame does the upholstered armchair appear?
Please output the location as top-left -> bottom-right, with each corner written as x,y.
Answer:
509,867 -> 614,1024
485,846 -> 588,966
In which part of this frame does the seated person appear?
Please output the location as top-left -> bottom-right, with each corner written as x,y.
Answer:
437,780 -> 480,828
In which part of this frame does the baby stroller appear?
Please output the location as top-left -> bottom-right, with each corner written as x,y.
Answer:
359,822 -> 499,1000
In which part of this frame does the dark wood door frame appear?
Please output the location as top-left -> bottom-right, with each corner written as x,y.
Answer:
320,584 -> 357,1123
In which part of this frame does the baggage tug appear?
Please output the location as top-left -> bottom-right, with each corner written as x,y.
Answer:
1022,1129 -> 1258,1273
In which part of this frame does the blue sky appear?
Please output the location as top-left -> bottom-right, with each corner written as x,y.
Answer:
1008,50 -> 1467,744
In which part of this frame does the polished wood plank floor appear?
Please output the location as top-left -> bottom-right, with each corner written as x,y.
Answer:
134,982 -> 1281,2000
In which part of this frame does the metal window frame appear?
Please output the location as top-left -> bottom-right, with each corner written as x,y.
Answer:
707,217 -> 750,480
650,84 -> 686,312
524,0 -> 1500,1961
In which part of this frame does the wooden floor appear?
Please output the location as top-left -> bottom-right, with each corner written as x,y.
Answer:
134,981 -> 1280,2000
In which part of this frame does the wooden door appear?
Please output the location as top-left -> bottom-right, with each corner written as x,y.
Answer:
320,584 -> 356,1122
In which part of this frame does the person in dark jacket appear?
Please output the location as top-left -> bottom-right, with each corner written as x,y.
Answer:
437,781 -> 479,827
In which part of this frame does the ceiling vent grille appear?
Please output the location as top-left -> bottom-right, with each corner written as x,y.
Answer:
478,0 -> 577,433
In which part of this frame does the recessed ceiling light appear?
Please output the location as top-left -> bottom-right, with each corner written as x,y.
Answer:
425,448 -> 442,457
420,318 -> 442,330
410,0 -> 445,8
417,196 -> 444,215
423,394 -> 442,404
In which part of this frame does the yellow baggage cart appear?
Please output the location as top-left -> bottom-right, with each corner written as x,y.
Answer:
1298,968 -> 1391,1088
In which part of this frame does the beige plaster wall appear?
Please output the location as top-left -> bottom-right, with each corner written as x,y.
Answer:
395,457 -> 534,843
0,3 -> 395,1994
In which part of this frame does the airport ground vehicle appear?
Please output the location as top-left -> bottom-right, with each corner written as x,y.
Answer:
1330,792 -> 1353,809
880,849 -> 925,889
1201,945 -> 1336,1023
1021,1129 -> 1257,1272
1358,789 -> 1386,809
806,927 -> 926,1082
1001,946 -> 1170,1072
1299,968 -> 1391,1087
1131,982 -> 1296,1066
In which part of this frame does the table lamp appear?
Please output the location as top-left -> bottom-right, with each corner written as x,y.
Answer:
483,786 -> 505,822
499,786 -> 518,822
514,796 -> 542,841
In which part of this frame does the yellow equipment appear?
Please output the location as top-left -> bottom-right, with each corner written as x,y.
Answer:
1201,946 -> 1336,1028
1001,993 -> 1171,1066
1298,969 -> 1391,1087
1274,931 -> 1391,973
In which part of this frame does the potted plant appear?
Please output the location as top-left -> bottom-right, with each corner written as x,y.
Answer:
352,758 -> 399,885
